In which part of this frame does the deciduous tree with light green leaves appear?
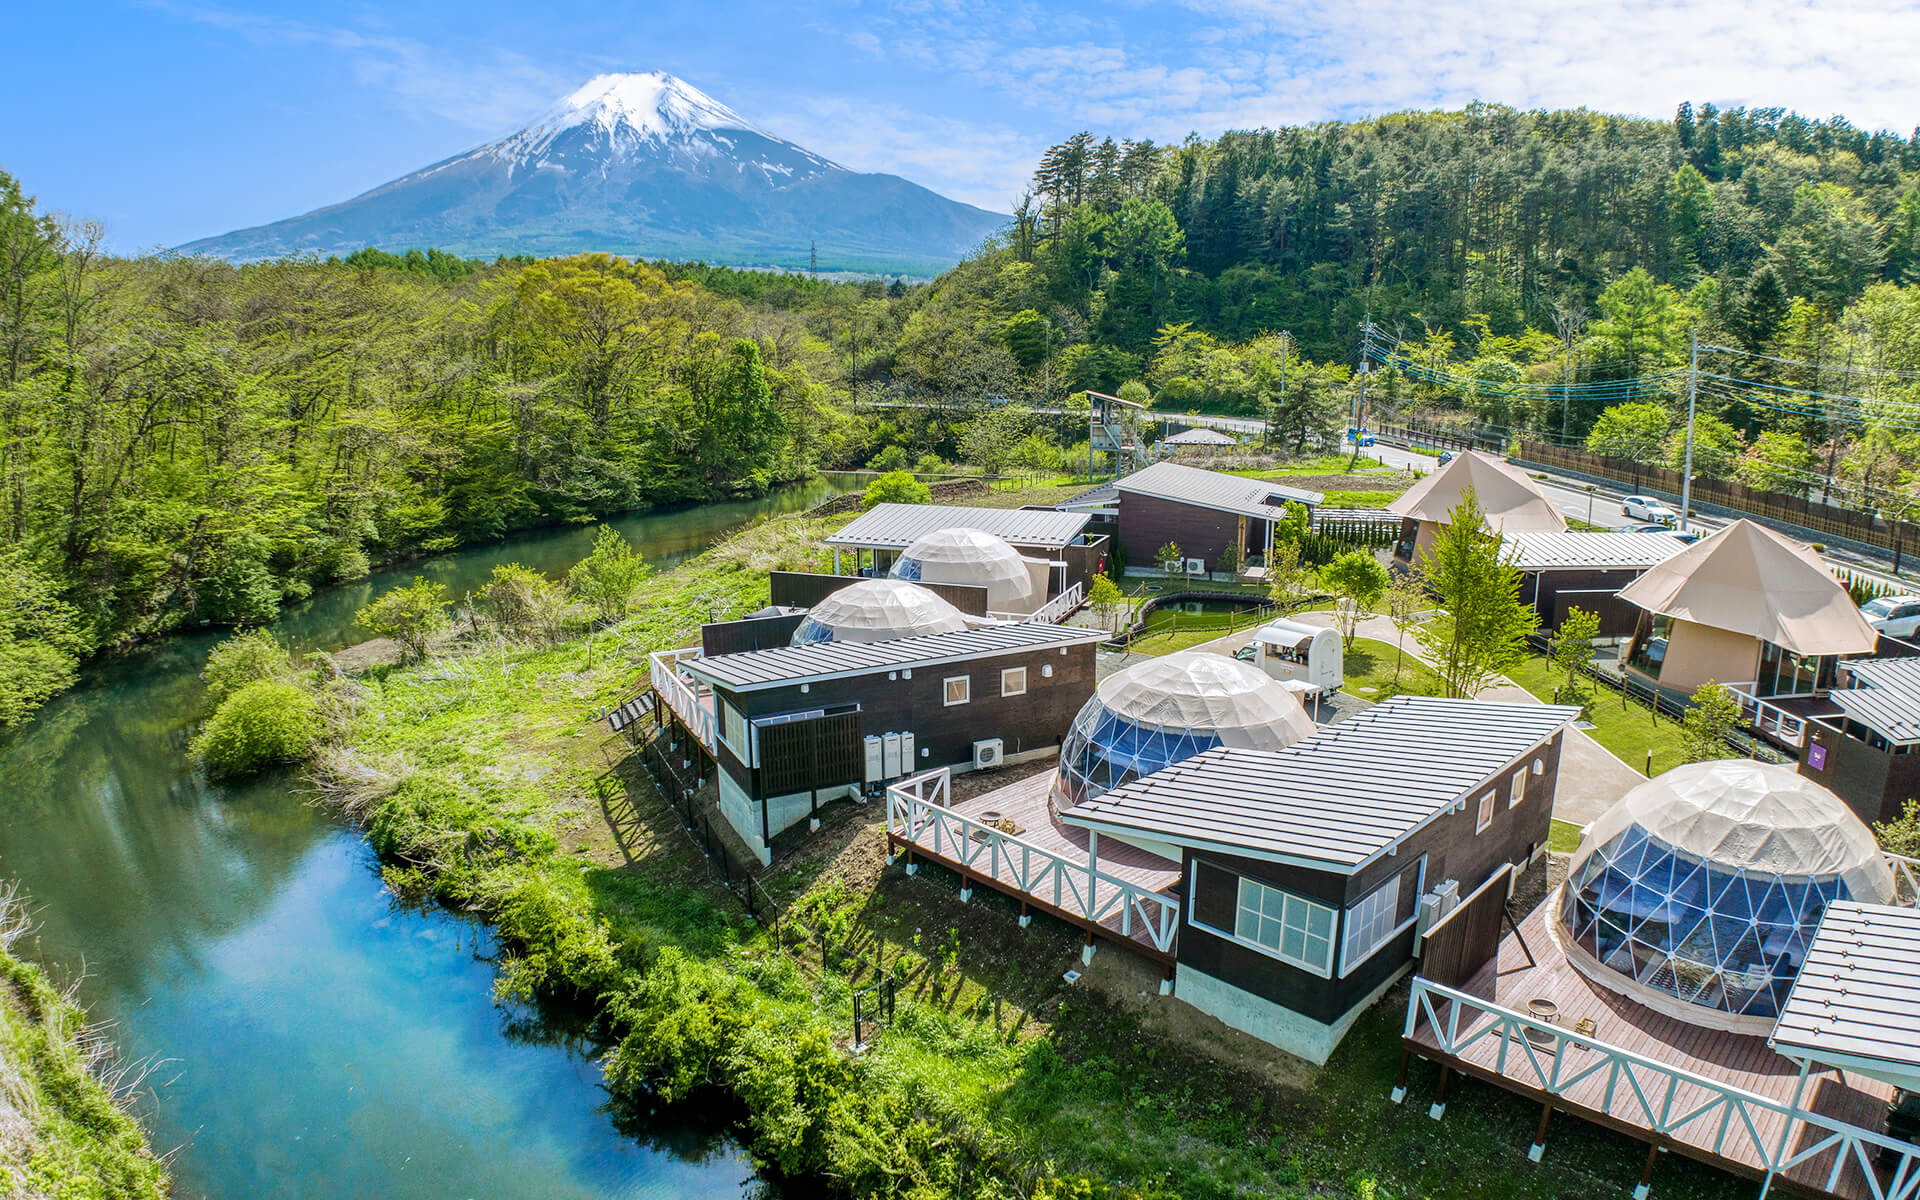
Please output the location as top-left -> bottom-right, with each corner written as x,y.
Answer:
1087,573 -> 1125,632
1320,550 -> 1388,647
1550,607 -> 1602,706
1416,490 -> 1538,698
355,577 -> 451,663
1586,402 -> 1673,462
862,470 -> 930,509
568,526 -> 653,627
1681,680 -> 1743,761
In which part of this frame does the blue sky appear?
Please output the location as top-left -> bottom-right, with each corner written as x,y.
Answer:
6,0 -> 1918,251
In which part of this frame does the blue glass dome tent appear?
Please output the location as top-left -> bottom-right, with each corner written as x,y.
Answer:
1055,650 -> 1316,808
1557,760 -> 1895,1032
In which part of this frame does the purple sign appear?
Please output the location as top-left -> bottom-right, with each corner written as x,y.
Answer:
1807,743 -> 1828,771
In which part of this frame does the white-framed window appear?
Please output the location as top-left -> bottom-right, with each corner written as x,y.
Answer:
1001,666 -> 1028,697
1341,877 -> 1402,970
943,675 -> 970,706
1509,768 -> 1527,808
1233,876 -> 1335,975
1475,790 -> 1495,833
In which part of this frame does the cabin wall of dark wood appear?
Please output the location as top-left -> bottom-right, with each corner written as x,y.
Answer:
1063,535 -> 1110,593
717,643 -> 1096,794
768,570 -> 990,615
702,612 -> 808,656
1802,722 -> 1920,827
1172,729 -> 1564,1023
1117,494 -> 1251,573
1526,568 -> 1648,635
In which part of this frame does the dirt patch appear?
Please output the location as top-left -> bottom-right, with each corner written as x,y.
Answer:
330,637 -> 403,673
1268,472 -> 1411,493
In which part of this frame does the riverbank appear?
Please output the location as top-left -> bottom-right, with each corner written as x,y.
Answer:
312,510 -> 1745,1200
0,888 -> 171,1200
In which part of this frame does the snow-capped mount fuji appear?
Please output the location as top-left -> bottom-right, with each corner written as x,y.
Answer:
178,72 -> 1005,274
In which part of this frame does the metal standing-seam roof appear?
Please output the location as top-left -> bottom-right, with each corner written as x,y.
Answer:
1162,427 -> 1239,447
1500,530 -> 1689,572
1770,902 -> 1920,1089
1062,695 -> 1579,872
1830,657 -> 1920,746
1114,460 -> 1324,517
826,503 -> 1092,552
682,621 -> 1105,692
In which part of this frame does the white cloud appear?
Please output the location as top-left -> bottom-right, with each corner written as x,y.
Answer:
772,96 -> 1040,214
145,2 -> 570,132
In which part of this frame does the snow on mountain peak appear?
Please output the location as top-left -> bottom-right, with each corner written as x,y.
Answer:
488,71 -> 775,167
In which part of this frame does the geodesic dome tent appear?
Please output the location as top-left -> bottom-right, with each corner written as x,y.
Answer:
1558,759 -> 1896,1033
890,527 -> 1041,614
789,579 -> 971,646
1054,650 -> 1317,808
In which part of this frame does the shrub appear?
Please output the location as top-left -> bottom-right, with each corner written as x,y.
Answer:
567,527 -> 652,625
480,562 -> 567,641
202,627 -> 291,705
191,680 -> 320,776
355,577 -> 450,662
1681,680 -> 1742,761
863,470 -> 931,509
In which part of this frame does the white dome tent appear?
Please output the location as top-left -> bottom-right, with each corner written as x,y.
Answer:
789,579 -> 970,646
1557,759 -> 1895,1034
1055,650 -> 1318,809
890,527 -> 1042,615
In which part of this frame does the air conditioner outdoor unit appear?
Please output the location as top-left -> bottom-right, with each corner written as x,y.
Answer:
1414,879 -> 1462,952
973,738 -> 1005,770
1184,557 -> 1206,575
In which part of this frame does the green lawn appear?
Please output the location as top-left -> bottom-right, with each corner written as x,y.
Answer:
1502,653 -> 1692,777
1341,636 -> 1446,701
1551,818 -> 1585,852
1122,601 -> 1270,656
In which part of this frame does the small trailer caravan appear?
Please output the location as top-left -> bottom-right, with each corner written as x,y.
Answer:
1243,618 -> 1343,696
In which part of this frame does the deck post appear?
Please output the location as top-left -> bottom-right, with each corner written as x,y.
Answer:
1632,1143 -> 1659,1200
1081,931 -> 1097,965
833,548 -> 842,575
904,848 -> 917,876
1428,1065 -> 1450,1120
1758,1058 -> 1813,1198
958,870 -> 973,903
1528,1101 -> 1551,1161
1391,1048 -> 1411,1104
1018,900 -> 1031,928
1159,965 -> 1173,996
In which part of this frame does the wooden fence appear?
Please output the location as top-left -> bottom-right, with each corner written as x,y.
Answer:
1517,440 -> 1920,561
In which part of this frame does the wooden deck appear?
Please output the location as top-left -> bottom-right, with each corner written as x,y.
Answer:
887,769 -> 1184,964
1405,902 -> 1907,1199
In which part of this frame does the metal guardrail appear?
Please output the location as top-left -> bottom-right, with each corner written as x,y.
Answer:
1402,977 -> 1920,1200
885,767 -> 1180,954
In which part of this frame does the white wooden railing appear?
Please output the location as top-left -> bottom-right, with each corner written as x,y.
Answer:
885,767 -> 1180,954
1403,977 -> 1920,1199
649,646 -> 716,751
986,580 -> 1087,625
1723,681 -> 1809,749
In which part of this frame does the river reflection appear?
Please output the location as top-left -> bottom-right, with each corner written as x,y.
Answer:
0,477 -> 853,1198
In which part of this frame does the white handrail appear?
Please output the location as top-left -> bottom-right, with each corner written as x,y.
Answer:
649,646 -> 716,751
1403,977 -> 1920,1199
886,768 -> 1180,953
1722,680 -> 1809,749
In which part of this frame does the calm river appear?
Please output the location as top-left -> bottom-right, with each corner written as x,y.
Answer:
0,476 -> 854,1199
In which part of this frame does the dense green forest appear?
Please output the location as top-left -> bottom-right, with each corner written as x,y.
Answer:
7,100 -> 1920,726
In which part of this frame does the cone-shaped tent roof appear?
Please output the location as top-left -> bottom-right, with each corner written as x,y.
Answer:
790,579 -> 969,645
1388,450 -> 1567,533
892,527 -> 1041,614
1094,650 -> 1317,749
1614,519 -> 1876,656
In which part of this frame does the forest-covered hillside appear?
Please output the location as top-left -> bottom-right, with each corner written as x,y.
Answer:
6,100 -> 1920,725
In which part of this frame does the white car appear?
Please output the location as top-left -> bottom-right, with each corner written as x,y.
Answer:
1861,595 -> 1920,640
1622,495 -> 1678,524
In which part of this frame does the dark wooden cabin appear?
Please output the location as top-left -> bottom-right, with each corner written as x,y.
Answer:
678,622 -> 1104,863
1063,696 -> 1577,1064
1501,530 -> 1687,635
1113,461 -> 1321,574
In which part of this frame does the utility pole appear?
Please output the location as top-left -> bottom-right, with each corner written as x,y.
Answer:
1042,318 -> 1051,408
1553,302 -> 1584,442
1679,327 -> 1699,532
1348,316 -> 1371,472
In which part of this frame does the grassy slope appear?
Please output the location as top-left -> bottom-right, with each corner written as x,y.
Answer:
0,928 -> 171,1200
320,514 -> 1745,1200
